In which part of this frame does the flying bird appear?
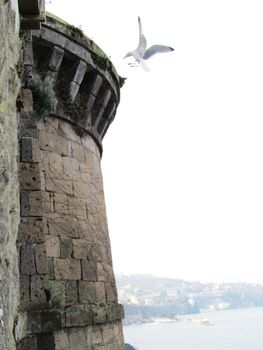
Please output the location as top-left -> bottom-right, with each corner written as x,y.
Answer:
124,16 -> 174,70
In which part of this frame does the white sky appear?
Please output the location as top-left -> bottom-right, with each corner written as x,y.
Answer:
46,0 -> 263,284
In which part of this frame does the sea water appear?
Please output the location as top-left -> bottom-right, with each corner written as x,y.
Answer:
124,307 -> 263,350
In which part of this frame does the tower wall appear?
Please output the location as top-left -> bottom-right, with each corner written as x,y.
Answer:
0,1 -> 21,349
0,6 -> 124,349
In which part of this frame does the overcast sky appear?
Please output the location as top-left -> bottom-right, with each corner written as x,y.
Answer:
46,0 -> 263,284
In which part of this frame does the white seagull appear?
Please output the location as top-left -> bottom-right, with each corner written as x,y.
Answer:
124,16 -> 174,70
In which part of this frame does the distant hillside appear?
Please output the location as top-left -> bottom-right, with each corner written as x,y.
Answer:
117,274 -> 263,324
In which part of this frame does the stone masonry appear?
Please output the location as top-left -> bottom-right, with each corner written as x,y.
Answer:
0,1 -> 21,349
0,6 -> 124,350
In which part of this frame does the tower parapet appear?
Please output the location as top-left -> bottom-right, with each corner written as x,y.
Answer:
16,14 -> 124,349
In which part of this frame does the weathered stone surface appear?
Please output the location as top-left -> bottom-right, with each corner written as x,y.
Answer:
65,305 -> 92,327
92,304 -> 107,324
20,191 -> 30,217
49,215 -> 79,238
35,244 -> 48,274
53,193 -> 68,214
49,46 -> 64,72
65,280 -> 78,305
60,237 -> 72,259
31,275 -> 48,307
82,260 -> 97,281
95,282 -> 106,304
54,258 -> 81,280
48,280 -> 65,308
54,329 -> 70,350
36,333 -> 55,350
18,217 -> 47,243
20,245 -> 36,275
20,275 -> 30,310
105,282 -> 117,302
45,235 -> 60,258
16,335 -> 38,350
68,327 -> 87,350
41,310 -> 63,332
79,281 -> 96,304
19,163 -> 42,190
72,239 -> 88,259
21,137 -> 39,163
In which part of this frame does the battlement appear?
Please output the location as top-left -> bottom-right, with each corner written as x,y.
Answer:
23,14 -> 121,154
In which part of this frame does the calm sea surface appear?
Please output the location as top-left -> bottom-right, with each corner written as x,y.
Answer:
124,307 -> 263,350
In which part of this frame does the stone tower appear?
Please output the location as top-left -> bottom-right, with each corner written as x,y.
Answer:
0,2 -> 124,349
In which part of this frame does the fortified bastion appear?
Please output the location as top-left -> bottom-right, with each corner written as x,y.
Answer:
0,1 -> 125,349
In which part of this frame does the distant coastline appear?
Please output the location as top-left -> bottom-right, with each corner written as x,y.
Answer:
117,274 -> 263,325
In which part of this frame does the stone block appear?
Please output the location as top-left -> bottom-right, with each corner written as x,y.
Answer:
105,282 -> 117,303
45,235 -> 60,258
68,328 -> 87,350
58,121 -> 81,144
70,142 -> 85,163
27,311 -> 42,333
28,191 -> 43,216
47,152 -> 63,174
49,215 -> 79,238
37,333 -> 56,350
82,260 -> 97,281
41,310 -> 63,332
35,243 -> 48,274
45,176 -> 73,195
40,26 -> 66,47
60,237 -> 72,259
19,111 -> 37,138
65,280 -> 78,305
53,193 -> 68,214
31,275 -> 48,307
90,75 -> 103,96
68,81 -> 80,102
72,60 -> 87,84
106,303 -> 117,323
87,243 -> 102,262
92,304 -> 107,324
49,46 -> 64,71
79,281 -> 96,304
91,327 -> 103,345
116,304 -> 125,320
19,163 -> 42,190
22,89 -> 33,112
62,157 -> 80,178
81,134 -> 98,154
95,282 -> 106,304
16,335 -> 38,350
38,117 -> 59,134
21,137 -> 39,163
54,258 -> 81,280
54,330 -> 70,350
20,191 -> 30,217
102,325 -> 114,345
97,262 -> 106,282
53,136 -> 71,157
20,275 -> 30,309
48,280 -> 65,308
20,245 -> 36,275
47,257 -> 55,280
73,181 -> 89,199
72,239 -> 88,259
39,131 -> 54,152
65,305 -> 92,327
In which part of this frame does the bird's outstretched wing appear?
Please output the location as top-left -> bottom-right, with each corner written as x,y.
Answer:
136,16 -> 147,57
143,45 -> 174,60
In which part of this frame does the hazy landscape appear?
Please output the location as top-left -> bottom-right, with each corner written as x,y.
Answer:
117,274 -> 263,325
